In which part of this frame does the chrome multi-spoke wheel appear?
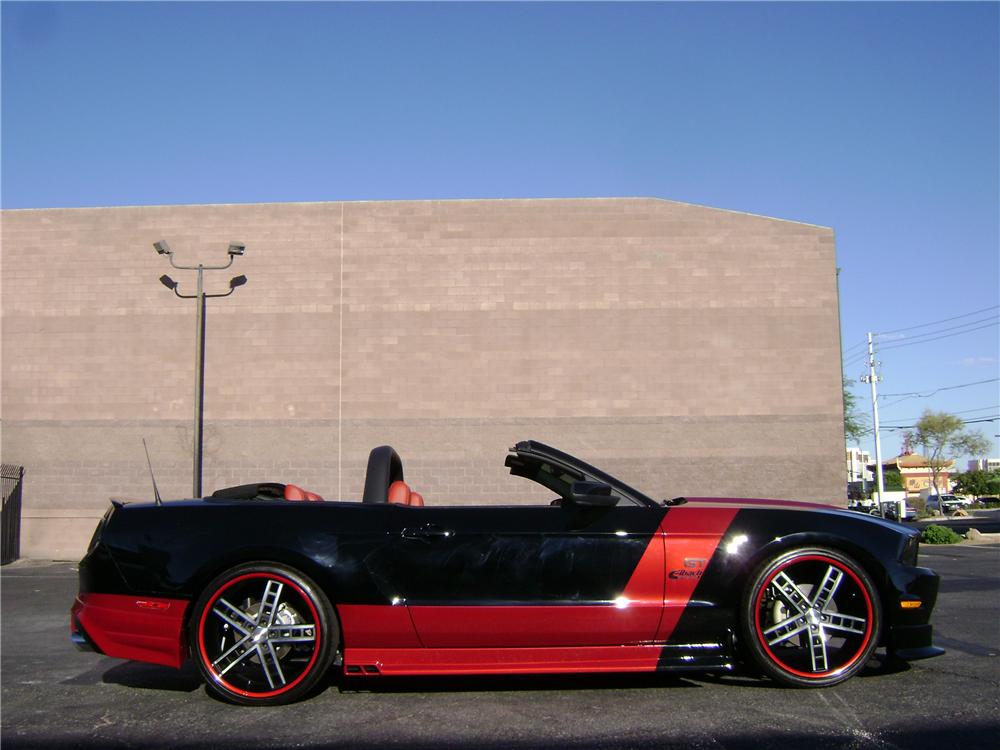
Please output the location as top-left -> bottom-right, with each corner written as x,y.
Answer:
742,548 -> 881,687
191,564 -> 336,705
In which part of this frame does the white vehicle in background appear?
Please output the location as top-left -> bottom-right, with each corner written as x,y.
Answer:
922,493 -> 965,513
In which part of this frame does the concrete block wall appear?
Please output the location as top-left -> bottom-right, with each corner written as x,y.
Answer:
0,198 -> 843,559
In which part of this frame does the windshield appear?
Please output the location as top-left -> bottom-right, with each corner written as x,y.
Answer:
505,442 -> 657,507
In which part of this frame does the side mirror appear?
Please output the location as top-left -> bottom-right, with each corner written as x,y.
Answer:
568,481 -> 619,507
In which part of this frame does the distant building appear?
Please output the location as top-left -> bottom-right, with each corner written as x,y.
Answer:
874,453 -> 954,498
967,458 -> 1000,473
846,448 -> 873,483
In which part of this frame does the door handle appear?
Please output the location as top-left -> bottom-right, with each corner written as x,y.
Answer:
401,524 -> 454,540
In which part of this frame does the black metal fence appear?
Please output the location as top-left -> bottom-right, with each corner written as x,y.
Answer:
2,464 -> 24,565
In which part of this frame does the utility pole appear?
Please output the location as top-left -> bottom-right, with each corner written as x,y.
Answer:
154,241 -> 247,499
861,332 -> 886,517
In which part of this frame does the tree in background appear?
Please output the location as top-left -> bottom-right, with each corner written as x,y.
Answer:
905,411 -> 991,499
882,470 -> 904,491
952,469 -> 1000,498
843,378 -> 869,444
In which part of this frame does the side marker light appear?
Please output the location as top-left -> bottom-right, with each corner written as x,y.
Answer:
900,600 -> 922,609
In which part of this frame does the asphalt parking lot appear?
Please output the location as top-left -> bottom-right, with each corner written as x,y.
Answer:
2,544 -> 998,750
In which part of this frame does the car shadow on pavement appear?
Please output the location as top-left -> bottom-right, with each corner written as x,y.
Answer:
61,655 -> 910,701
691,651 -> 911,690
5,723 -> 1000,750
328,669 -> 704,695
856,652 -> 914,679
61,658 -> 202,693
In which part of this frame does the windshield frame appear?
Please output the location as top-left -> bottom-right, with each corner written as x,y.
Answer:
506,440 -> 659,508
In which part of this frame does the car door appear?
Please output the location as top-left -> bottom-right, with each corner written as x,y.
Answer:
380,502 -> 666,648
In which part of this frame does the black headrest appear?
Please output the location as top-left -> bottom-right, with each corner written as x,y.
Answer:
362,446 -> 404,504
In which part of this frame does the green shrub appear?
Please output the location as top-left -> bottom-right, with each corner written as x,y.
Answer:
920,525 -> 963,545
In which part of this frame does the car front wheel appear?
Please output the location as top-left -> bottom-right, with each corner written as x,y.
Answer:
190,563 -> 337,705
741,547 -> 881,687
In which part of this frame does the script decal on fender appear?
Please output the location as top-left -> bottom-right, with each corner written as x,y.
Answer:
668,557 -> 707,580
655,507 -> 739,641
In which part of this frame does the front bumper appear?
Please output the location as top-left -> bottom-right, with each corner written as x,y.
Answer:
884,563 -> 944,661
887,623 -> 945,659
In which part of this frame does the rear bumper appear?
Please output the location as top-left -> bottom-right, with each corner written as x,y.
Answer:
70,593 -> 190,669
70,630 -> 91,650
70,613 -> 99,653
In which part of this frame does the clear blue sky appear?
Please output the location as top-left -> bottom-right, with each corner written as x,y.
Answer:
3,1 -> 998,465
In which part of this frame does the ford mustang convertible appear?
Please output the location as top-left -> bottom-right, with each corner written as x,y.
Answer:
71,441 -> 943,705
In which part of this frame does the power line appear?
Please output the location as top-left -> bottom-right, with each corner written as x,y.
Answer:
843,339 -> 868,355
876,314 -> 998,345
944,405 -> 1000,415
879,377 -> 1000,401
854,311 -> 998,499
881,417 -> 999,430
880,405 -> 1000,423
874,305 -> 1000,336
878,320 -> 999,352
843,352 -> 868,368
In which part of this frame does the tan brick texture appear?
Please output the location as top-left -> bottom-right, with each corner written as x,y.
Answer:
0,198 -> 843,559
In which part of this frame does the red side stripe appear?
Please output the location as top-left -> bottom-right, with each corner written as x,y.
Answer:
654,507 -> 738,641
343,644 -> 667,676
338,604 -> 423,648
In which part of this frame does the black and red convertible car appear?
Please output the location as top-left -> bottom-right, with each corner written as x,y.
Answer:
72,441 -> 943,705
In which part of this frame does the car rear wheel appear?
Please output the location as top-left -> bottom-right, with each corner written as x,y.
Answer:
741,547 -> 881,687
190,563 -> 337,705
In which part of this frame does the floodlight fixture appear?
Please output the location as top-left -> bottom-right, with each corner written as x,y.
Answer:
152,240 -> 247,499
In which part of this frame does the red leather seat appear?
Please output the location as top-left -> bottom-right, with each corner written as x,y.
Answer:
387,480 -> 411,505
284,484 -> 307,501
284,484 -> 324,501
387,481 -> 426,506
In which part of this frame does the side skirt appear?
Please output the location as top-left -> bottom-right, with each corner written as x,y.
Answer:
342,642 -> 734,677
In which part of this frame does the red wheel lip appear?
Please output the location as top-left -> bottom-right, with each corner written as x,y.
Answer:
753,553 -> 875,680
197,571 -> 322,699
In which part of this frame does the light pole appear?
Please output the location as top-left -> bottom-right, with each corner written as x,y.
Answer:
154,240 -> 247,498
861,332 -> 887,518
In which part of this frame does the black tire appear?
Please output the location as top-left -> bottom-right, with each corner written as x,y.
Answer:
740,547 -> 881,687
190,562 -> 337,705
